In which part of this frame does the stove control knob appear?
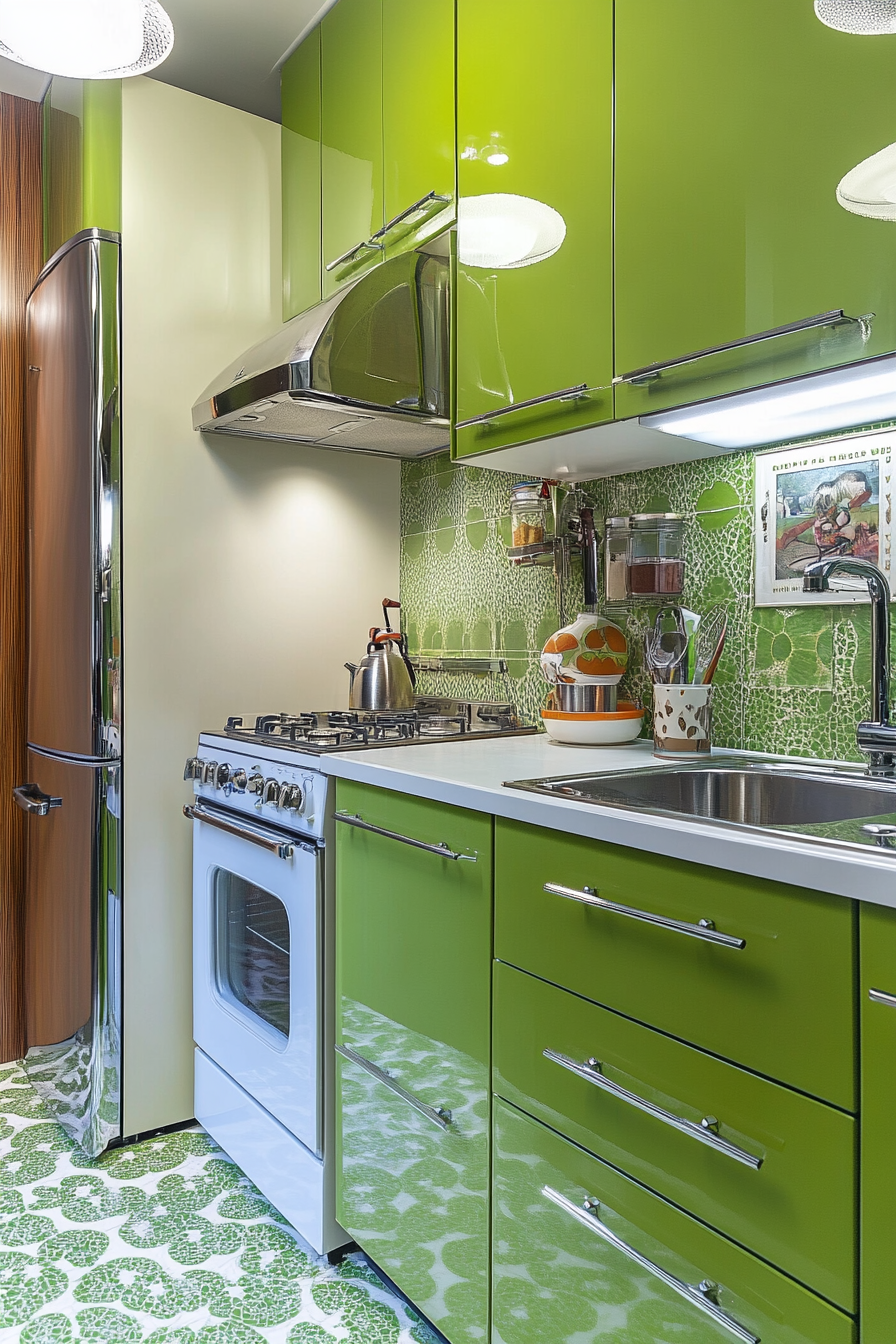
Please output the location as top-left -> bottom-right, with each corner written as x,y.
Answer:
231,769 -> 247,792
285,784 -> 305,811
183,756 -> 202,781
201,760 -> 217,785
277,782 -> 293,810
262,777 -> 280,805
214,763 -> 231,789
247,773 -> 264,795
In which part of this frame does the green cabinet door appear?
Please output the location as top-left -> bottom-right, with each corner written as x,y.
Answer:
615,1 -> 896,420
493,1099 -> 854,1344
321,0 -> 383,297
454,0 -> 614,459
860,902 -> 896,1343
281,29 -> 321,321
381,0 -> 455,256
334,781 -> 492,1344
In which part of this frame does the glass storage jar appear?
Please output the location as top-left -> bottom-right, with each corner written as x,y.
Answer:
628,513 -> 685,596
603,516 -> 630,602
510,481 -> 550,549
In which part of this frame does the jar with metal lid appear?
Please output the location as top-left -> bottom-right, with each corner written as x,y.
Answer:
603,516 -> 630,602
510,481 -> 550,550
627,513 -> 685,596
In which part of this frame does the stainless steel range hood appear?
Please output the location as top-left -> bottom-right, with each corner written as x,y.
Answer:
192,243 -> 450,457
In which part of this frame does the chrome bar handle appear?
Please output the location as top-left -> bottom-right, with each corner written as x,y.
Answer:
372,190 -> 452,240
325,238 -> 385,273
869,987 -> 896,1008
12,784 -> 62,817
335,811 -> 477,861
543,1050 -> 762,1170
455,382 -> 592,430
336,1043 -> 452,1131
183,803 -> 294,859
543,882 -> 745,949
542,1186 -> 759,1344
614,309 -> 862,386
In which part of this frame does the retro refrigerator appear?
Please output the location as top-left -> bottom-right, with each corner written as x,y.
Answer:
13,228 -> 122,1157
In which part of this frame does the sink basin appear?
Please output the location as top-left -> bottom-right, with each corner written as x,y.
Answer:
506,758 -> 896,852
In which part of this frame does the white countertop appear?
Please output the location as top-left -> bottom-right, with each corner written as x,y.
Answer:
321,734 -> 896,908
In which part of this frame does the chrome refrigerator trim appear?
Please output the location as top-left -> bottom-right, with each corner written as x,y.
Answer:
20,230 -> 123,1156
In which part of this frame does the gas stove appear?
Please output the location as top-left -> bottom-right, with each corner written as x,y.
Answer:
218,697 -> 535,754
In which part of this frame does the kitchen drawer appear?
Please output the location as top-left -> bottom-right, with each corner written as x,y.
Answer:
493,1098 -> 854,1344
495,819 -> 856,1109
493,962 -> 855,1310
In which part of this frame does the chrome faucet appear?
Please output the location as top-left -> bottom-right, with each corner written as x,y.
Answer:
802,555 -> 895,775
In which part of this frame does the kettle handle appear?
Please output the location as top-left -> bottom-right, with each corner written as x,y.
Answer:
382,598 -> 400,633
399,632 -> 417,689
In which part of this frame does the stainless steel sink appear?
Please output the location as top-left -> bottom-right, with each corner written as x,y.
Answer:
506,758 -> 896,853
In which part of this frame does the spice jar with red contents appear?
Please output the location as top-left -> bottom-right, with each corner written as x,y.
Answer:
627,513 -> 685,597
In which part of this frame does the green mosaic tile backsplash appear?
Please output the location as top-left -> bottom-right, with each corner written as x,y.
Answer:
400,449 -> 873,761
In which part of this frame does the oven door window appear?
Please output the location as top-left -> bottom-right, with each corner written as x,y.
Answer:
214,870 -> 290,1042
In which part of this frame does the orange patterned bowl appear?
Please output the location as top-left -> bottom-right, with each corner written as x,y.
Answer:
541,700 -> 644,745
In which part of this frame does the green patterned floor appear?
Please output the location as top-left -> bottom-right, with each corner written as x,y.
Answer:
0,1060 -> 439,1343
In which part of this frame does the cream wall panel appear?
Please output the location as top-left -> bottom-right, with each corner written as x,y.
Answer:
121,78 -> 400,1135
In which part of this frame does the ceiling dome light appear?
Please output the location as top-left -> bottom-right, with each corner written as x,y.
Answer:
837,141 -> 896,219
815,0 -> 896,33
458,194 -> 566,270
0,0 -> 174,79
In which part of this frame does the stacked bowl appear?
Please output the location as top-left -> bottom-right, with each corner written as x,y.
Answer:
540,612 -> 644,745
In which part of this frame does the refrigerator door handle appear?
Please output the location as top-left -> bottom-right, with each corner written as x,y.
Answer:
13,783 -> 63,816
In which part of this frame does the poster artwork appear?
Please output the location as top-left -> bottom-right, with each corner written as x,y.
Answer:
775,461 -> 879,579
754,431 -> 895,606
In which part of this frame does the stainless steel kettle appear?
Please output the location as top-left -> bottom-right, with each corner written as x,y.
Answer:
345,599 -> 416,711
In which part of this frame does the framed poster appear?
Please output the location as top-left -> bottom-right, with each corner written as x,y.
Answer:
754,429 -> 895,606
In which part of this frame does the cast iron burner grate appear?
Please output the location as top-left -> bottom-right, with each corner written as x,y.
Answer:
221,700 -> 532,753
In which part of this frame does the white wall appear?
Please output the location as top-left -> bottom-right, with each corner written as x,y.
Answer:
121,77 -> 400,1135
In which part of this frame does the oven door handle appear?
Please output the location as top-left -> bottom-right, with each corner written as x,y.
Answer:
183,803 -> 295,859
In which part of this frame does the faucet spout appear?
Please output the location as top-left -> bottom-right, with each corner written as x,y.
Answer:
803,555 -> 894,772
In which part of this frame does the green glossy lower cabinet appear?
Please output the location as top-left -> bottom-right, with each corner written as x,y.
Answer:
493,1099 -> 855,1344
860,903 -> 896,1343
493,961 -> 855,1309
334,781 -> 492,1344
495,819 -> 856,1109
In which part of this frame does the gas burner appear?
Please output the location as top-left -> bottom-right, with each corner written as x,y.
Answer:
418,715 -> 467,738
222,700 -> 534,753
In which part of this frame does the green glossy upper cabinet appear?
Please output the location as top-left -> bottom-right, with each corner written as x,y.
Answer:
321,0 -> 383,296
334,781 -> 492,1344
454,0 -> 614,459
860,902 -> 896,1343
381,0 -> 455,256
615,1 -> 896,419
282,29 -> 321,321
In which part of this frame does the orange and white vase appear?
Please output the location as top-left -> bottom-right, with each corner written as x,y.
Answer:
540,613 -> 628,684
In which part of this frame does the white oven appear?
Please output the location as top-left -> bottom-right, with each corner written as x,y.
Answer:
186,737 -> 343,1254
192,804 -> 321,1152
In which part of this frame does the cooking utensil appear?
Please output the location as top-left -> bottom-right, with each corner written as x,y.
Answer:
345,598 -> 416,710
694,606 -> 728,685
579,505 -> 600,613
644,608 -> 689,684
